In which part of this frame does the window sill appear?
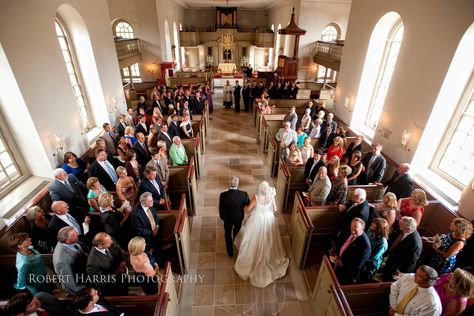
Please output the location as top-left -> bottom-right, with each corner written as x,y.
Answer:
0,177 -> 52,228
85,127 -> 102,144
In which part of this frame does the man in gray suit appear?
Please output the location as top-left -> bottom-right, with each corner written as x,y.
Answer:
102,123 -> 117,156
53,226 -> 89,294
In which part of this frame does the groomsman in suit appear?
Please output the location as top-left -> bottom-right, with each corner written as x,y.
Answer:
157,124 -> 173,149
86,232 -> 128,296
102,123 -> 117,156
233,80 -> 242,112
334,218 -> 371,284
133,132 -> 150,170
135,114 -> 149,136
338,188 -> 369,234
131,192 -> 160,251
49,168 -> 88,223
53,226 -> 89,294
219,176 -> 250,257
358,143 -> 386,184
378,163 -> 414,199
88,148 -> 118,192
242,81 -> 251,112
138,165 -> 166,210
383,216 -> 422,281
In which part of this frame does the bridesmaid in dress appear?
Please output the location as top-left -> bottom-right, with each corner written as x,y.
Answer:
116,166 -> 138,207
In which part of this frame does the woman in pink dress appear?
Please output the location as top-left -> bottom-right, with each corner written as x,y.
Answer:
434,268 -> 474,316
116,166 -> 138,207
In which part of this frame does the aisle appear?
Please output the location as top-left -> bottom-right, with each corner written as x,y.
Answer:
178,106 -> 312,316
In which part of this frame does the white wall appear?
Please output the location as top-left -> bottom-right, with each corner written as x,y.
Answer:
0,0 -> 124,172
155,0 -> 185,63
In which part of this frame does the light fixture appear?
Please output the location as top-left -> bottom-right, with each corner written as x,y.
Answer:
344,96 -> 352,112
146,63 -> 156,75
107,96 -> 118,115
400,130 -> 411,151
49,133 -> 64,157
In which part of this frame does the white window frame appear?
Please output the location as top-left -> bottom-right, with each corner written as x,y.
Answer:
122,63 -> 142,83
321,24 -> 340,42
114,20 -> 135,39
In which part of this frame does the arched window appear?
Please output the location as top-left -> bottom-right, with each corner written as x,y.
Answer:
114,20 -> 134,39
173,22 -> 181,69
352,13 -> 404,138
55,19 -> 93,131
321,24 -> 340,42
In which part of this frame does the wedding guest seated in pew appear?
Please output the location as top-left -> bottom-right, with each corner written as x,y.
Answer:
9,233 -> 52,294
62,151 -> 88,184
326,136 -> 345,162
146,143 -> 169,188
434,267 -> 474,316
360,217 -> 389,282
333,217 -> 371,284
358,143 -> 386,185
342,135 -> 364,164
73,286 -> 124,316
125,108 -> 136,127
346,150 -> 363,185
115,147 -> 127,168
275,121 -> 297,158
131,192 -> 160,253
98,193 -> 133,249
308,118 -> 323,138
300,136 -> 314,164
326,165 -> 351,205
456,220 -> 474,269
180,115 -> 193,139
135,114 -> 149,136
25,206 -> 51,253
319,125 -> 336,150
157,124 -> 172,149
296,127 -> 307,148
128,236 -> 159,295
53,226 -> 88,294
304,148 -> 325,190
124,126 -> 137,147
48,201 -> 86,246
3,291 -> 76,316
49,168 -> 88,223
396,189 -> 428,227
382,216 -> 422,281
87,177 -> 108,213
377,163 -> 414,199
338,188 -> 369,234
116,166 -> 138,208
102,123 -> 117,157
124,149 -> 141,184
321,112 -> 337,134
133,132 -> 150,174
374,192 -> 398,228
86,233 -> 128,296
168,115 -> 181,139
285,141 -> 303,166
326,156 -> 340,181
169,136 -> 189,166
283,106 -> 298,131
423,218 -> 473,274
147,124 -> 159,152
115,114 -> 128,137
306,166 -> 331,206
389,265 -> 442,316
88,148 -> 119,192
138,166 -> 166,211
300,108 -> 312,133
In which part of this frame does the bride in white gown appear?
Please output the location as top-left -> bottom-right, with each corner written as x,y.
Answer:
234,181 -> 289,288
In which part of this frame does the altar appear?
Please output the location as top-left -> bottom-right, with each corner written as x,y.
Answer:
217,63 -> 237,74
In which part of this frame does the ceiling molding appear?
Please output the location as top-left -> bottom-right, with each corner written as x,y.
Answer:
171,0 -> 189,9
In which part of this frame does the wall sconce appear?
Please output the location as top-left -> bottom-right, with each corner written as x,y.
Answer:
146,64 -> 156,75
107,96 -> 118,115
329,89 -> 334,99
49,134 -> 64,157
400,130 -> 411,151
344,97 -> 352,112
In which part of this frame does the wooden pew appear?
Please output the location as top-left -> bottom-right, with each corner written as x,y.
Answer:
254,98 -> 318,127
181,137 -> 201,179
338,282 -> 392,316
276,159 -> 306,214
167,157 -> 197,217
259,114 -> 284,147
158,261 -> 179,316
174,193 -> 191,274
266,132 -> 279,178
347,185 -> 386,203
311,255 -> 343,316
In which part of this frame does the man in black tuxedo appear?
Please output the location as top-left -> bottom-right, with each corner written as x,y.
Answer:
193,91 -> 204,114
86,232 -> 128,296
382,216 -> 422,281
157,123 -> 173,149
73,286 -> 124,316
49,168 -> 88,223
233,80 -> 241,112
138,165 -> 166,210
134,114 -> 149,136
219,176 -> 250,257
304,149 -> 326,190
334,218 -> 371,284
242,81 -> 251,112
378,163 -> 414,199
88,148 -> 118,192
338,188 -> 369,234
133,132 -> 150,171
168,114 -> 181,139
268,81 -> 277,99
131,192 -> 160,251
358,143 -> 386,184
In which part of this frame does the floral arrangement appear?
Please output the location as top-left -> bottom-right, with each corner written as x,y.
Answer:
240,56 -> 249,67
205,55 -> 214,66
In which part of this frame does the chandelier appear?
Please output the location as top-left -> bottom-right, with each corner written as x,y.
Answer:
222,33 -> 234,51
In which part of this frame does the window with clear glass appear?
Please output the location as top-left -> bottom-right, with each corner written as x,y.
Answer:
321,25 -> 339,42
0,132 -> 22,196
114,21 -> 134,39
122,63 -> 142,83
365,22 -> 404,130
317,66 -> 336,82
431,76 -> 474,189
55,20 -> 93,131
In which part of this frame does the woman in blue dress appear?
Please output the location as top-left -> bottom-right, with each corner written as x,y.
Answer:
9,233 -> 51,294
360,217 -> 389,282
62,151 -> 87,183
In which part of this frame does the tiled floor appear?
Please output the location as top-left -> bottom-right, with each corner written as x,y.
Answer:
178,89 -> 313,315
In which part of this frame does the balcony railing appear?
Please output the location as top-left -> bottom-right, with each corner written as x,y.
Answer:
314,41 -> 344,71
115,38 -> 140,61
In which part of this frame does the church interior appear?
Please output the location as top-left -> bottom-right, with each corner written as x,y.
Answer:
0,0 -> 473,315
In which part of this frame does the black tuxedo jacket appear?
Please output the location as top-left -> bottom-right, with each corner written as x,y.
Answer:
133,141 -> 150,170
48,174 -> 88,221
138,177 -> 165,210
135,123 -> 149,136
131,203 -> 160,247
88,160 -> 116,192
168,121 -> 180,139
359,153 -> 386,184
340,200 -> 370,232
383,172 -> 414,199
383,230 -> 422,279
304,158 -> 326,182
336,231 -> 371,284
193,99 -> 204,114
157,131 -> 173,149
48,214 -> 84,244
343,142 -> 364,161
319,131 -> 336,149
114,121 -> 126,137
234,85 -> 241,98
219,189 -> 250,224
320,120 -> 337,134
242,86 -> 251,99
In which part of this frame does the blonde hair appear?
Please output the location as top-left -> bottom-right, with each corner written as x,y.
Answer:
128,236 -> 146,256
383,192 -> 398,208
26,206 -> 42,221
98,192 -> 114,208
451,218 -> 473,239
449,268 -> 474,297
116,166 -> 126,176
333,136 -> 343,147
412,189 -> 428,206
86,177 -> 99,189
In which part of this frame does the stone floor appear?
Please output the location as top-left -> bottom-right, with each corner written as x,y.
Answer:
177,91 -> 313,315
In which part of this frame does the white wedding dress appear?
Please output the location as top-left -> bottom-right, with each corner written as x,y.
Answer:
234,195 -> 289,288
